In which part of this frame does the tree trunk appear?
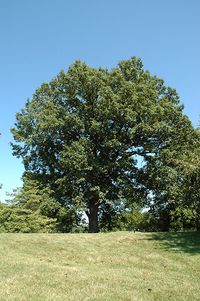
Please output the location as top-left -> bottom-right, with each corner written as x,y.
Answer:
88,203 -> 99,233
196,209 -> 200,231
196,219 -> 200,231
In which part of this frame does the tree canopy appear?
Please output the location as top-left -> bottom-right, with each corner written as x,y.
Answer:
11,57 -> 197,232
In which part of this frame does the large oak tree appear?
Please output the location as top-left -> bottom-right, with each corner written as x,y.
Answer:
11,57 -> 195,232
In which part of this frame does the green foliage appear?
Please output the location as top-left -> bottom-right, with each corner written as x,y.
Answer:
2,177 -> 82,233
170,206 -> 197,231
0,203 -> 56,233
11,57 -> 197,232
172,143 -> 200,230
122,209 -> 157,232
158,135 -> 200,231
99,202 -> 125,231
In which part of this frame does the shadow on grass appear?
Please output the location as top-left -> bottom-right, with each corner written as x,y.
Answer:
149,232 -> 200,255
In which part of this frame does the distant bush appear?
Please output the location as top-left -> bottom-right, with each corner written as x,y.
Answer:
0,177 -> 82,233
121,209 -> 157,232
0,204 -> 56,233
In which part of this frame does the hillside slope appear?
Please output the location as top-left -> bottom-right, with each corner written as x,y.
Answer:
0,232 -> 199,301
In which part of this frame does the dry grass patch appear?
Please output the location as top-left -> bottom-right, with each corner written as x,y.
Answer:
0,232 -> 199,301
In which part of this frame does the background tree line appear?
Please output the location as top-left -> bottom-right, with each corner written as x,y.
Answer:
1,57 -> 200,233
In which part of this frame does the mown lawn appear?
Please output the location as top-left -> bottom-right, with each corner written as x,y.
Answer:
0,232 -> 199,301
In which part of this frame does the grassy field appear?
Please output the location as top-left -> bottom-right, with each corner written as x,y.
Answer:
0,232 -> 199,301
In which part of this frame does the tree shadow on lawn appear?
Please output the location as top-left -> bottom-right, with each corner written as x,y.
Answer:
148,232 -> 200,255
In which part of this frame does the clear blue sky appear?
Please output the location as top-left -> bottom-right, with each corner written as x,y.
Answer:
0,0 -> 200,201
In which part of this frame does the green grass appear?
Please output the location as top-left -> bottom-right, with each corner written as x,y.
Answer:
0,232 -> 200,301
